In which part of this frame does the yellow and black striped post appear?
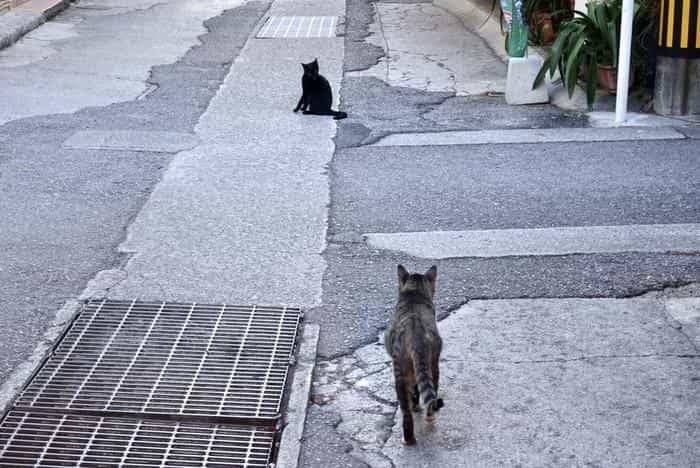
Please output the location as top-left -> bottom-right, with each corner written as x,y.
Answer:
657,0 -> 700,58
654,0 -> 700,115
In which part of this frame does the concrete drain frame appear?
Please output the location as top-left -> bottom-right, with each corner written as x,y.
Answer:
0,300 -> 304,467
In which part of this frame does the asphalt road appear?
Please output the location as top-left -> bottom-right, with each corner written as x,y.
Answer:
304,0 -> 700,360
299,0 -> 699,466
307,140 -> 700,359
0,0 -> 698,466
0,0 -> 269,389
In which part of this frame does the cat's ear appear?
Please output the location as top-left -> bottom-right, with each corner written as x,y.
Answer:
424,265 -> 437,283
313,58 -> 318,64
397,265 -> 409,286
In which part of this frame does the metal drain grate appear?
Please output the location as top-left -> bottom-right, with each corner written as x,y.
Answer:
256,16 -> 337,38
0,411 -> 274,467
15,300 -> 302,423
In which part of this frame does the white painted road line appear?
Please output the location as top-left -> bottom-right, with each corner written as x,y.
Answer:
371,127 -> 686,147
364,224 -> 700,259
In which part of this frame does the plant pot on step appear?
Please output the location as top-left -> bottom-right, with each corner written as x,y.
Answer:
596,65 -> 635,94
532,12 -> 555,45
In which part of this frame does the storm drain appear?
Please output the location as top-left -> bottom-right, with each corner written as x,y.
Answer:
0,300 -> 303,467
256,16 -> 337,38
0,412 -> 274,467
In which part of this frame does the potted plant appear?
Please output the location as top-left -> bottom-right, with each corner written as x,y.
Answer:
531,10 -> 556,44
525,0 -> 573,46
533,0 -> 638,107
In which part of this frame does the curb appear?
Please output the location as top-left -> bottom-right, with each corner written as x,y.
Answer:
0,299 -> 80,419
276,324 -> 319,468
0,0 -> 71,51
434,0 -> 508,63
435,0 -> 593,112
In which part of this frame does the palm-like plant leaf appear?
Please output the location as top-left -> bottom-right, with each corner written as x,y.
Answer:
534,0 -> 632,106
564,35 -> 586,97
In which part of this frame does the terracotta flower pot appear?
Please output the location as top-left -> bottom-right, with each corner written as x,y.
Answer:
533,12 -> 555,45
596,65 -> 635,94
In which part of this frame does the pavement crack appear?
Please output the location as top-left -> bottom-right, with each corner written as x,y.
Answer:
373,2 -> 391,84
446,279 -> 698,305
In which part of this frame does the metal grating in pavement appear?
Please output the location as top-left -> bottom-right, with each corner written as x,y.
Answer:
15,300 -> 302,422
256,16 -> 337,38
0,411 -> 274,467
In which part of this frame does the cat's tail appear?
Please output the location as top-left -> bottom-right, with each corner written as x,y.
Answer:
412,349 -> 437,407
331,110 -> 347,120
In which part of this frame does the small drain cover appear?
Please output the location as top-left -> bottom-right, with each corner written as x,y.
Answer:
257,16 -> 337,38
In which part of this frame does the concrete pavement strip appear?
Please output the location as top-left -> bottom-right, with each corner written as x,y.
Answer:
372,126 -> 686,147
0,0 -> 69,50
310,296 -> 700,467
106,0 -> 344,307
365,223 -> 700,259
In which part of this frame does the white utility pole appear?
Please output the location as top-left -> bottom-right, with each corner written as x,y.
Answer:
615,0 -> 635,123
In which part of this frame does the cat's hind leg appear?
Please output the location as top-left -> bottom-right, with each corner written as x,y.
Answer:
394,363 -> 416,445
425,355 -> 443,423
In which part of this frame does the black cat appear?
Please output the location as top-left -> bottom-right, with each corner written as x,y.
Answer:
293,59 -> 347,120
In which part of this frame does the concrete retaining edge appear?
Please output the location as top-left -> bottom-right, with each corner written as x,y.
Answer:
0,0 -> 70,51
275,324 -> 320,468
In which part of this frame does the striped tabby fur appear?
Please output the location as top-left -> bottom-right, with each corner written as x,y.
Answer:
384,265 -> 444,445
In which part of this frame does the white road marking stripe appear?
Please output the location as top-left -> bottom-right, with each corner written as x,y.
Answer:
364,224 -> 700,258
372,127 -> 686,147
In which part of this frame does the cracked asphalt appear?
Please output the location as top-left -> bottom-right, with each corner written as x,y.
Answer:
303,289 -> 699,467
307,0 -> 700,360
0,0 -> 698,465
300,0 -> 699,466
0,0 -> 269,388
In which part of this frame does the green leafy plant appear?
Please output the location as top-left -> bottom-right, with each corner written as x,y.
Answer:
534,0 -> 658,107
534,0 -> 628,107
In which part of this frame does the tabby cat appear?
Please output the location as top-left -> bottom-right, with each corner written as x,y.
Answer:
293,58 -> 347,120
384,265 -> 444,445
